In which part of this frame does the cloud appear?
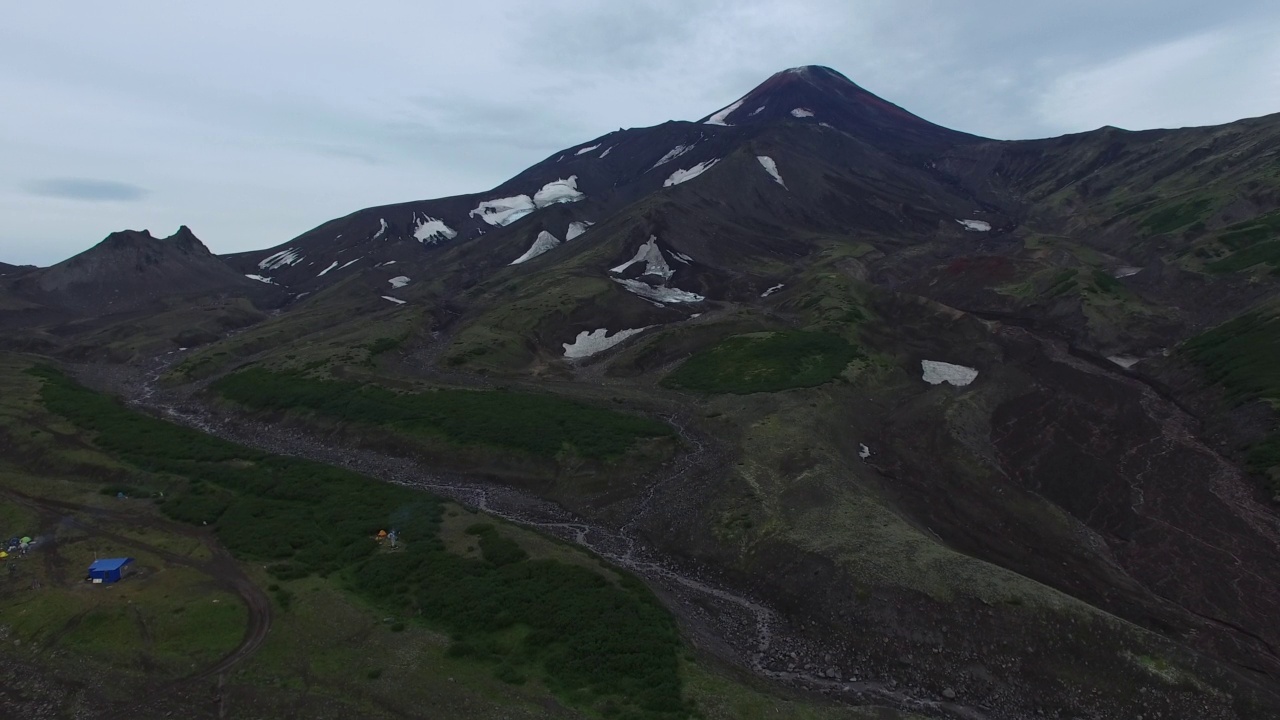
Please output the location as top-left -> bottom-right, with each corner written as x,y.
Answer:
23,177 -> 149,202
1035,22 -> 1280,134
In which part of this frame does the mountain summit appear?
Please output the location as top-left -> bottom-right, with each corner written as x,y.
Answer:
698,65 -> 978,149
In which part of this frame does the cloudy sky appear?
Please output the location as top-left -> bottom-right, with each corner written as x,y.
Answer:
3,1 -> 1278,265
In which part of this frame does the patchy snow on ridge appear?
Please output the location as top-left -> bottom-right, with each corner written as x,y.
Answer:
652,144 -> 694,168
756,156 -> 786,188
599,146 -> 613,158
705,98 -> 746,126
921,360 -> 979,387
790,108 -> 815,118
381,295 -> 406,305
610,236 -> 673,280
388,276 -> 410,288
956,219 -> 991,232
1108,355 -> 1141,369
470,195 -> 536,226
339,257 -> 363,269
259,248 -> 302,270
510,231 -> 561,265
317,261 -> 339,277
245,274 -> 275,284
1114,266 -> 1143,278
533,176 -> 585,207
562,327 -> 649,359
673,251 -> 694,264
575,144 -> 601,155
859,443 -> 872,460
761,283 -> 785,297
413,215 -> 457,244
750,105 -> 766,116
613,278 -> 704,303
373,218 -> 389,239
664,159 -> 719,187
566,221 -> 592,240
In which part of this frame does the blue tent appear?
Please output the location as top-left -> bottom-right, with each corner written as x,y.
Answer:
87,558 -> 133,584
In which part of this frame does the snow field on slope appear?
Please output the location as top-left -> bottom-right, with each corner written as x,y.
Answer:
956,219 -> 991,232
373,218 -> 389,239
652,144 -> 694,168
510,231 -> 561,265
381,295 -> 406,305
470,195 -> 536,227
562,327 -> 650,358
245,274 -> 275,284
317,261 -> 339,277
387,276 -> 410,288
259,248 -> 303,270
532,176 -> 585,207
761,283 -> 784,297
756,156 -> 786,188
921,360 -> 979,386
413,215 -> 457,244
664,159 -> 719,187
613,278 -> 704,304
790,108 -> 814,118
705,98 -> 746,126
566,221 -> 592,240
610,236 -> 673,280
471,177 -> 586,227
575,144 -> 600,155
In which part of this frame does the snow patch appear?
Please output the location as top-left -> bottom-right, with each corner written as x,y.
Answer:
510,231 -> 561,265
1114,267 -> 1143,278
664,159 -> 719,187
613,278 -> 703,303
1108,355 -> 1141,369
381,295 -> 406,305
790,108 -> 814,118
921,360 -> 979,387
388,276 -> 410,289
339,257 -> 363,269
562,327 -> 649,359
859,444 -> 872,460
749,105 -> 766,116
533,176 -> 585,207
673,251 -> 694,263
413,215 -> 457,244
566,221 -> 592,240
470,195 -> 536,227
610,236 -> 674,280
258,248 -> 302,270
599,146 -> 612,158
575,144 -> 601,155
705,98 -> 746,126
956,219 -> 991,232
761,283 -> 785,297
373,218 -> 389,239
245,274 -> 275,284
317,261 -> 339,277
652,144 -> 694,168
756,156 -> 786,188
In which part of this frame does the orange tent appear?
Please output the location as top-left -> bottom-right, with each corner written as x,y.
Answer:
376,530 -> 388,538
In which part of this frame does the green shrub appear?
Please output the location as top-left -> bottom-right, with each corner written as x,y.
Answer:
212,369 -> 672,460
662,331 -> 860,394
28,365 -> 692,720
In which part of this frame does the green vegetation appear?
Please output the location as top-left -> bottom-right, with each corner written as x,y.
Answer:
1182,312 -> 1280,496
213,368 -> 672,460
28,365 -> 690,718
365,334 -> 408,357
1141,197 -> 1213,235
663,331 -> 860,394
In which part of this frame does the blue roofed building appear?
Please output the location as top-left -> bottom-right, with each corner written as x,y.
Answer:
87,557 -> 133,584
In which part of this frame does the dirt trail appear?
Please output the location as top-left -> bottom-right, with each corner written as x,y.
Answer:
88,355 -> 988,720
0,488 -> 272,714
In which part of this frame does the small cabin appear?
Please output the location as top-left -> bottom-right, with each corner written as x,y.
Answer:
87,557 -> 134,584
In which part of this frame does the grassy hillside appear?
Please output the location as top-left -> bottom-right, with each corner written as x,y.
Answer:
663,331 -> 861,394
1,355 -> 904,719
212,368 -> 674,460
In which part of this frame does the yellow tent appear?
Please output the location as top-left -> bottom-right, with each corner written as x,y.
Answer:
0,551 -> 8,559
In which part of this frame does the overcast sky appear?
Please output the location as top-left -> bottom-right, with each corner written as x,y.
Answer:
3,1 -> 1279,266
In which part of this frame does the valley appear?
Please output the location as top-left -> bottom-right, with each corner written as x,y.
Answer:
3,65 -> 1280,719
